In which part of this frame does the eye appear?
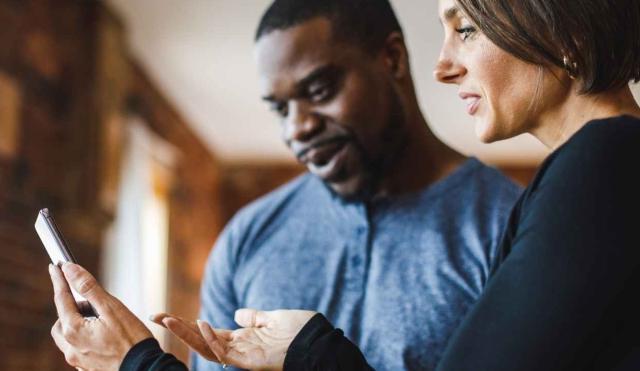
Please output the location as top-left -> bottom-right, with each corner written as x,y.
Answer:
455,26 -> 477,41
271,101 -> 289,118
308,82 -> 335,103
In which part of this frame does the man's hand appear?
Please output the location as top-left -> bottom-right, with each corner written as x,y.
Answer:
150,313 -> 223,362
153,309 -> 316,371
49,263 -> 153,371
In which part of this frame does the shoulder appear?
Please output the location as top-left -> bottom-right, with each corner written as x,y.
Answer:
229,172 -> 318,227
467,159 -> 523,199
443,158 -> 522,212
428,158 -> 522,242
533,115 -> 640,192
518,115 -> 640,226
560,115 -> 640,157
208,173 -> 326,263
420,159 -> 522,231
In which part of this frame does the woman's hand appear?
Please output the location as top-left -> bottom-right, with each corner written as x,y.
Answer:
153,309 -> 316,371
49,263 -> 153,371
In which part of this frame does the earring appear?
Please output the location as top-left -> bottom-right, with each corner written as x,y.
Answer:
562,55 -> 577,80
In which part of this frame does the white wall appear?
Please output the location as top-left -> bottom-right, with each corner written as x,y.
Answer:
108,0 -> 640,165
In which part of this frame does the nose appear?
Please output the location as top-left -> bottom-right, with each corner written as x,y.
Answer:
283,101 -> 324,143
434,46 -> 466,84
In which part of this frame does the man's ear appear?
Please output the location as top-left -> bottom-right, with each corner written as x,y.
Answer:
381,32 -> 409,80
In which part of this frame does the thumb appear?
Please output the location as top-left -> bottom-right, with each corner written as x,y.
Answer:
61,263 -> 112,314
234,308 -> 269,328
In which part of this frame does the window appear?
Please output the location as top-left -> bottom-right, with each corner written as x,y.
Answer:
102,118 -> 176,346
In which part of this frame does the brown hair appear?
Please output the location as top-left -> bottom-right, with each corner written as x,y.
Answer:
455,0 -> 640,94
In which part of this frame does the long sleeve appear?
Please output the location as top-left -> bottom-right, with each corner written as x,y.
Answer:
284,314 -> 374,371
436,117 -> 640,370
120,338 -> 188,371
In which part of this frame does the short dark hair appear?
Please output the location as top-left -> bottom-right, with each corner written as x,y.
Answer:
455,0 -> 640,94
255,0 -> 403,54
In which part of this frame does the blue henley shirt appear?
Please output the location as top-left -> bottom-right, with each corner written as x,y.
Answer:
192,158 -> 521,371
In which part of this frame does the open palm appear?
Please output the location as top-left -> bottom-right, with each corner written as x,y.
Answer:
153,309 -> 316,371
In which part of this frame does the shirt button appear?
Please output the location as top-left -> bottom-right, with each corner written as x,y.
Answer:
356,226 -> 366,234
352,255 -> 362,267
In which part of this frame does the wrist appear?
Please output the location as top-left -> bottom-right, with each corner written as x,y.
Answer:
120,337 -> 160,370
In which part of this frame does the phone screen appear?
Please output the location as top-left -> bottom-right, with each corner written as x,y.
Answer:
35,208 -> 97,317
35,209 -> 76,266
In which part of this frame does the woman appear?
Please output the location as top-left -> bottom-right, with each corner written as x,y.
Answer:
49,0 -> 640,369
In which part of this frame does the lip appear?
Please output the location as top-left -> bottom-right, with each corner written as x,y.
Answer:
306,140 -> 346,165
307,141 -> 350,181
296,137 -> 348,162
459,92 -> 481,116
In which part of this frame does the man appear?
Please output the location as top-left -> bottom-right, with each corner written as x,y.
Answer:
191,0 -> 521,370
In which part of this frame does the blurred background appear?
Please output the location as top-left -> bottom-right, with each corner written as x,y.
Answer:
0,0 -> 638,370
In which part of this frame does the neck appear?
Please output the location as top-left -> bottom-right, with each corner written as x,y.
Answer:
375,105 -> 466,198
531,86 -> 640,150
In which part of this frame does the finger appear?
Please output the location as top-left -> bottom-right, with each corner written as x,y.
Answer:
212,328 -> 234,341
197,320 -> 229,364
199,321 -> 252,369
151,313 -> 199,333
234,308 -> 269,328
60,263 -> 112,316
163,317 -> 217,361
49,264 -> 83,325
51,320 -> 80,367
149,313 -> 171,328
50,320 -> 69,353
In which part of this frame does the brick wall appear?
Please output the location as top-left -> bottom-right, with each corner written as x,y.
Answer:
0,1 -> 109,369
0,0 -> 222,368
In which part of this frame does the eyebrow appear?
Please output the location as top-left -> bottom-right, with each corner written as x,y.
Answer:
443,6 -> 460,21
262,64 -> 340,102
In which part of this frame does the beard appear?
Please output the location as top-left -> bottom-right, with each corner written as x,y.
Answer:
328,87 -> 409,203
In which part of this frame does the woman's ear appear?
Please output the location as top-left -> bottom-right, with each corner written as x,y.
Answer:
381,32 -> 410,80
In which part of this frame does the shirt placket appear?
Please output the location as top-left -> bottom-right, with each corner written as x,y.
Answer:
345,204 -> 370,292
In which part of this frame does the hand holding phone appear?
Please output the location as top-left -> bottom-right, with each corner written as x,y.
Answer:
35,208 -> 97,317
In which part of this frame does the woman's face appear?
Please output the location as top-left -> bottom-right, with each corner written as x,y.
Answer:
434,0 -> 568,143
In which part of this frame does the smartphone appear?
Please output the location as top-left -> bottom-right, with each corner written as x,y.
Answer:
35,208 -> 97,317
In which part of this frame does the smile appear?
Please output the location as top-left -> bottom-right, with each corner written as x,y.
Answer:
305,140 -> 350,182
459,92 -> 481,115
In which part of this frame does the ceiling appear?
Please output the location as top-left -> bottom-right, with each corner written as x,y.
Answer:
106,0 -> 640,165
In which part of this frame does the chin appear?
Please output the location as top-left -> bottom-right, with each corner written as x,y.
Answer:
474,119 -> 498,143
474,115 -> 511,143
328,176 -> 371,202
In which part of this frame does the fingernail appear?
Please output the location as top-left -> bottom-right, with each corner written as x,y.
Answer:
196,319 -> 207,329
61,262 -> 79,274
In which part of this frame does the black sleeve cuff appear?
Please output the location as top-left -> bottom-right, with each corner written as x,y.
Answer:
121,338 -> 164,371
284,314 -> 373,371
285,313 -> 335,369
120,338 -> 188,371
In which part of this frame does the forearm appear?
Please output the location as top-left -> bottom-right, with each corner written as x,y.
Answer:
285,314 -> 374,371
121,338 -> 188,371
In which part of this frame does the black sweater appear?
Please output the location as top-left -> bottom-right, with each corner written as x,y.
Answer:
121,115 -> 640,371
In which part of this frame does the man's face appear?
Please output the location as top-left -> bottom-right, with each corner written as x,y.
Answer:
255,17 -> 407,200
